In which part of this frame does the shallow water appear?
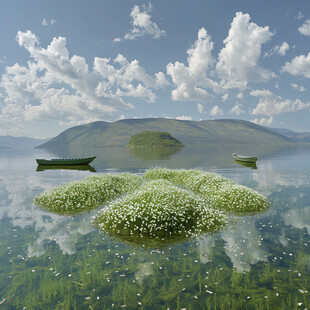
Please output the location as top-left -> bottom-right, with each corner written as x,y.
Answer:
0,145 -> 309,309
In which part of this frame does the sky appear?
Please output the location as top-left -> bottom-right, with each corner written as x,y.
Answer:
0,0 -> 309,138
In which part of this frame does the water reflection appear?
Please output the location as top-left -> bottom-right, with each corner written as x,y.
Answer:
0,150 -> 96,257
27,213 -> 94,257
284,206 -> 310,235
197,216 -> 270,273
0,145 -> 310,309
107,233 -> 190,247
36,164 -> 96,172
129,146 -> 182,160
1,145 -> 309,259
44,144 -> 289,171
221,218 -> 269,272
252,163 -> 310,196
234,160 -> 257,169
135,262 -> 154,284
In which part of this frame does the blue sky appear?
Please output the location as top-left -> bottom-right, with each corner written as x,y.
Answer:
0,0 -> 309,138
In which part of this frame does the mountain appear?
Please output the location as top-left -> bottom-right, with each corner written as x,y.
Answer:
268,127 -> 310,143
0,136 -> 49,149
36,118 -> 294,150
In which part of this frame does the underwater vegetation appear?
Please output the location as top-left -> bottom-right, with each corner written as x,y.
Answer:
33,168 -> 270,244
1,221 -> 309,310
2,160 -> 310,310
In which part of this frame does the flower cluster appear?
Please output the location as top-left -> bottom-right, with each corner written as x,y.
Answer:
34,168 -> 269,240
93,179 -> 227,238
144,168 -> 270,212
33,173 -> 142,215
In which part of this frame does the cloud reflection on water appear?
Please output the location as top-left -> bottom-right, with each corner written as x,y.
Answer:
0,156 -> 95,257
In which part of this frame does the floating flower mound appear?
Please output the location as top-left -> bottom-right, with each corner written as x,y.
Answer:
144,167 -> 201,184
33,173 -> 142,215
207,183 -> 270,213
144,168 -> 270,213
93,179 -> 227,238
34,167 -> 269,242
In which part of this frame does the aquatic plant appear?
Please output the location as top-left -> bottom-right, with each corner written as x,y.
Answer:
4,223 -> 310,310
93,179 -> 227,239
144,167 -> 202,184
33,173 -> 142,215
34,167 -> 269,243
144,168 -> 270,213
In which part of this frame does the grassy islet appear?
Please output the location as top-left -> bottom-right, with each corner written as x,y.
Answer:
93,179 -> 227,239
33,173 -> 142,215
33,168 -> 270,240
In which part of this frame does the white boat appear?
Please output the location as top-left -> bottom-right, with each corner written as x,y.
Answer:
232,153 -> 257,163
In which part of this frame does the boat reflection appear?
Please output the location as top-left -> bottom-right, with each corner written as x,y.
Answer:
36,164 -> 96,172
234,160 -> 257,169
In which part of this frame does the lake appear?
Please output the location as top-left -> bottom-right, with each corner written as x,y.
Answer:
0,145 -> 309,309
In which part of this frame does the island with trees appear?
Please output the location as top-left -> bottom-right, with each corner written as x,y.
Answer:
127,131 -> 184,147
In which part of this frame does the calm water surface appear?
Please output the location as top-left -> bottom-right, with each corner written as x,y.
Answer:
0,145 -> 309,309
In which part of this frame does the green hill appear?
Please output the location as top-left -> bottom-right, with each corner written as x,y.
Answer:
127,131 -> 184,147
36,118 -> 294,150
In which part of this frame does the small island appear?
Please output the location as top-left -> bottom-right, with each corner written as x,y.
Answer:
127,131 -> 184,147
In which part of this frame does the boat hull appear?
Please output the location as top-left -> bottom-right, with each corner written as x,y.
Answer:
36,156 -> 96,166
232,153 -> 257,163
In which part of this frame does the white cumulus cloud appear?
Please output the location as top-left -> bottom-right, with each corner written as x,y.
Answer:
298,19 -> 310,36
210,105 -> 223,116
290,83 -> 306,92
230,103 -> 245,115
42,18 -> 56,26
276,42 -> 290,56
167,28 -> 218,103
250,89 -> 310,116
265,42 -> 289,57
216,12 -> 275,90
0,30 -> 167,129
114,3 -> 166,41
176,115 -> 192,120
222,94 -> 229,102
197,103 -> 205,113
282,52 -> 310,78
251,117 -> 273,126
237,92 -> 244,99
297,12 -> 304,20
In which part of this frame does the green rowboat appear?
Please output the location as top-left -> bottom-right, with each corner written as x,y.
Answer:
36,156 -> 96,166
232,153 -> 257,163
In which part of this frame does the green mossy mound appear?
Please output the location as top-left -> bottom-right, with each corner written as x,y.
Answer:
33,168 -> 270,242
93,179 -> 227,238
33,173 -> 142,215
127,131 -> 184,147
144,168 -> 270,213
